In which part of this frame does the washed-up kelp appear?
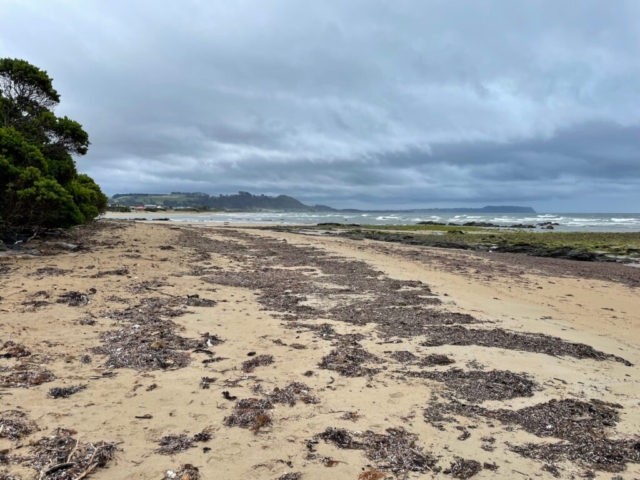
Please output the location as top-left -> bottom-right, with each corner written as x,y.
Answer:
315,427 -> 439,476
224,398 -> 273,433
0,341 -> 31,359
444,458 -> 483,479
425,398 -> 640,472
418,354 -> 455,367
27,428 -> 117,479
164,464 -> 200,479
156,427 -> 212,455
0,410 -> 38,440
48,384 -> 87,399
262,382 -> 319,407
242,355 -> 274,373
420,326 -> 632,365
0,365 -> 55,388
319,344 -> 381,377
400,368 -> 537,402
56,291 -> 90,307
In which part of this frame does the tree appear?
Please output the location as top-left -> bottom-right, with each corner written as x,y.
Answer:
0,58 -> 107,233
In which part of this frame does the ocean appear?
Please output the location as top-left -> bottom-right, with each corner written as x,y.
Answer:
106,212 -> 640,232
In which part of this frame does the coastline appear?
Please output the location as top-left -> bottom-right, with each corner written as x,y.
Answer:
1,221 -> 638,479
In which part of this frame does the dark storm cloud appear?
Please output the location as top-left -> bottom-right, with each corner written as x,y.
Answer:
1,0 -> 639,211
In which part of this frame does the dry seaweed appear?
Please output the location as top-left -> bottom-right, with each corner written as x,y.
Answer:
199,377 -> 216,389
265,382 -> 319,406
156,427 -> 212,455
358,470 -> 385,480
401,368 -> 536,402
0,341 -> 31,359
27,427 -> 117,479
341,411 -> 360,422
319,344 -> 381,377
164,464 -> 200,479
90,268 -> 129,278
444,458 -> 483,479
0,410 -> 38,441
224,398 -> 273,433
48,385 -> 87,399
418,354 -> 455,367
420,326 -> 632,366
28,267 -> 70,277
0,366 -> 55,388
388,351 -> 417,363
242,355 -> 274,373
56,291 -> 90,307
277,474 -> 302,480
315,427 -> 439,476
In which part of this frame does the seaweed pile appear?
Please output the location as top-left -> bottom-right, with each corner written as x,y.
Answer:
48,384 -> 87,399
224,398 -> 274,433
425,398 -> 640,472
418,354 -> 455,367
314,427 -> 440,476
0,365 -> 55,388
443,458 -> 483,479
319,343 -> 382,377
242,354 -> 274,372
56,291 -> 91,307
0,410 -> 38,440
420,326 -> 632,365
164,464 -> 200,479
157,427 -> 212,455
27,428 -> 117,479
399,368 -> 537,402
262,382 -> 320,406
93,297 -> 221,371
0,341 -> 32,359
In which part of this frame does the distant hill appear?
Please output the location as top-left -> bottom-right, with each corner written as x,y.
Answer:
110,192 -> 535,214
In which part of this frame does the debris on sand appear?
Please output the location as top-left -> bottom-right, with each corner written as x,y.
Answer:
224,398 -> 274,433
185,294 -> 217,307
401,368 -> 536,402
418,354 -> 455,367
341,411 -> 360,422
289,343 -> 307,350
27,427 -> 117,479
444,458 -> 483,479
425,398 -> 640,472
358,470 -> 386,480
56,291 -> 90,307
277,473 -> 302,480
315,427 -> 439,475
263,382 -> 319,407
90,268 -> 129,278
164,464 -> 200,479
389,351 -> 417,363
47,384 -> 87,399
242,355 -> 274,373
199,377 -> 216,389
319,344 -> 381,377
0,341 -> 31,359
420,326 -> 632,366
28,267 -> 70,277
157,427 -> 212,455
0,366 -> 55,388
0,410 -> 38,440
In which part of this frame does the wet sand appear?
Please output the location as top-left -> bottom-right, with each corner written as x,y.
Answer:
0,221 -> 638,479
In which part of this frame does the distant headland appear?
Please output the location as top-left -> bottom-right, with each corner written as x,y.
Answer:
109,191 -> 535,214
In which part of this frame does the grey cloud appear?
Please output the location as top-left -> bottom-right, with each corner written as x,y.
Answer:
1,0 -> 639,211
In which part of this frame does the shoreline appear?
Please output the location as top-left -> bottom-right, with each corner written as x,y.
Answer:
0,221 -> 638,479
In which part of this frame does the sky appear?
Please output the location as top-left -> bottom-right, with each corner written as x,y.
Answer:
1,0 -> 639,212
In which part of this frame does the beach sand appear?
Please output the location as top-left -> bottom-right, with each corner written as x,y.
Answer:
0,221 -> 638,479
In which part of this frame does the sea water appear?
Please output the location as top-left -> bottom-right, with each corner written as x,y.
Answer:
106,212 -> 640,232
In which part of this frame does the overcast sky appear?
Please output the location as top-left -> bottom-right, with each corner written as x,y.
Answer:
1,1 -> 639,211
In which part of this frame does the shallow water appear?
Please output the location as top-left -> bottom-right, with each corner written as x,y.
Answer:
106,212 -> 640,232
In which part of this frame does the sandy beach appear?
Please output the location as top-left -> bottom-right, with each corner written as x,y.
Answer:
1,220 -> 639,479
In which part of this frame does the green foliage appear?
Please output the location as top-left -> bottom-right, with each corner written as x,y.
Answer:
0,58 -> 106,233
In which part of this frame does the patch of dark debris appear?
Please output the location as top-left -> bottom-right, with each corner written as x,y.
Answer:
388,350 -> 417,363
420,326 -> 632,366
418,354 -> 455,367
90,267 -> 129,278
224,398 -> 274,433
242,354 -> 274,373
25,427 -> 117,479
314,427 -> 440,476
28,267 -> 70,277
48,384 -> 87,399
319,343 -> 382,377
443,458 -> 483,479
0,410 -> 38,441
400,368 -> 537,402
157,427 -> 212,455
0,365 -> 55,388
164,464 -> 200,480
56,291 -> 91,307
257,382 -> 320,407
425,398 -> 640,472
1,341 -> 32,359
